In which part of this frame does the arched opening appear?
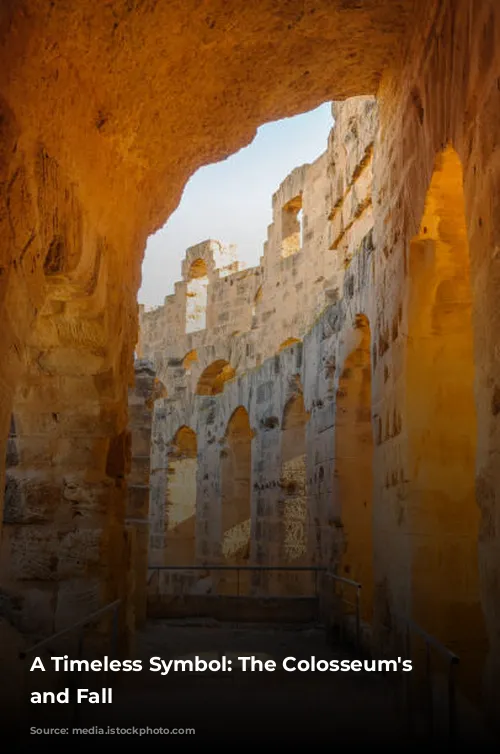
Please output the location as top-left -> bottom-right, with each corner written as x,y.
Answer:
279,391 -> 309,593
251,285 -> 263,319
164,426 -> 197,565
186,258 -> 209,333
334,314 -> 374,622
407,146 -> 487,695
182,349 -> 198,373
278,337 -> 301,352
196,360 -> 235,396
281,194 -> 303,257
219,407 -> 252,594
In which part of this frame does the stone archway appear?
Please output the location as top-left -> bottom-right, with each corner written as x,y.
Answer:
279,390 -> 309,594
334,314 -> 374,623
164,426 -> 198,566
219,407 -> 252,595
196,360 -> 236,396
186,259 -> 209,333
406,146 -> 488,698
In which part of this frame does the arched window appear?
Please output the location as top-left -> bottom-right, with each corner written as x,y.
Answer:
219,407 -> 253,594
186,258 -> 209,333
251,285 -> 263,318
278,390 -> 309,594
164,426 -> 197,565
182,349 -> 198,373
196,360 -> 235,396
281,195 -> 303,257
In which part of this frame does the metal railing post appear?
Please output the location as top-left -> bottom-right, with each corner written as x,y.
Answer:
18,599 -> 121,733
355,586 -> 361,650
426,641 -> 433,738
69,625 -> 85,727
405,621 -> 413,736
448,657 -> 458,745
387,614 -> 461,745
111,603 -> 119,660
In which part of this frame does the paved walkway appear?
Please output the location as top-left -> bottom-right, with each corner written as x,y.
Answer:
17,620 -> 493,746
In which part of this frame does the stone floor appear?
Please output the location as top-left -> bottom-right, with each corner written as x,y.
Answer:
14,619 -> 494,747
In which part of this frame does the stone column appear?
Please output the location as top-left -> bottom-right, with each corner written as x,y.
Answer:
126,359 -> 165,628
149,402 -> 168,564
252,421 -> 282,594
0,368 -> 130,637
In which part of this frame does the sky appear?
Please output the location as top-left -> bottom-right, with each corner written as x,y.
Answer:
138,102 -> 333,308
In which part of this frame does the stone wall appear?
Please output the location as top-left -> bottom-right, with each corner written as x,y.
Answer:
141,98 -> 377,603
1,0 -> 500,727
126,359 -> 165,631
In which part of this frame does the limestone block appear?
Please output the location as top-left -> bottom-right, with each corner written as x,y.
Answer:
5,525 -> 62,582
3,474 -> 60,525
56,528 -> 102,579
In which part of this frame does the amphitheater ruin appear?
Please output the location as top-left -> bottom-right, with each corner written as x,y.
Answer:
1,0 -> 500,741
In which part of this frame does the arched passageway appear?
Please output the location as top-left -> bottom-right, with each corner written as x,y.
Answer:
0,0 -> 416,648
407,146 -> 487,696
164,426 -> 197,565
279,391 -> 309,594
219,407 -> 252,594
334,315 -> 374,622
196,360 -> 236,396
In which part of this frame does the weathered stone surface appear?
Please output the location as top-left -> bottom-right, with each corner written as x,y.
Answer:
0,0 -> 500,729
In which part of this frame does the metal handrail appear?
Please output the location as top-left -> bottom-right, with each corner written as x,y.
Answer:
148,565 -> 327,571
323,571 -> 362,649
148,564 -> 326,599
402,615 -> 459,663
19,600 -> 121,727
19,599 -> 121,658
391,613 -> 459,744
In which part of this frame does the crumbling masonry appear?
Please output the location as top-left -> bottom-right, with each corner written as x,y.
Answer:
139,95 -> 487,702
0,0 -> 500,728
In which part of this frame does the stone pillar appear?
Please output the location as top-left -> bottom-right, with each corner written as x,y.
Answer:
0,368 -> 130,637
252,421 -> 282,594
149,402 -> 168,564
126,359 -> 165,628
197,411 -> 222,565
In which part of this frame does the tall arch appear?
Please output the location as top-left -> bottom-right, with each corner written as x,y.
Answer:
164,426 -> 197,565
186,258 -> 209,333
219,407 -> 252,594
334,314 -> 374,622
279,391 -> 309,593
196,360 -> 235,396
281,194 -> 303,257
252,285 -> 263,318
406,146 -> 487,695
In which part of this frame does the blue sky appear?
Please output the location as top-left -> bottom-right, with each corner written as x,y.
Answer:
138,102 -> 333,307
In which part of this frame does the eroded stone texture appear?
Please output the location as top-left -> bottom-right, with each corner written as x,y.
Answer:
1,0 -> 500,728
126,358 -> 165,630
142,98 -> 376,602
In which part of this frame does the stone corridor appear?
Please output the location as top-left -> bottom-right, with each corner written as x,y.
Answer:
19,619 -> 495,746
1,0 -> 500,744
19,622 -> 408,744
